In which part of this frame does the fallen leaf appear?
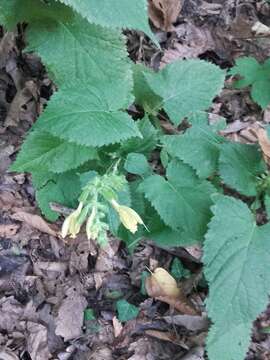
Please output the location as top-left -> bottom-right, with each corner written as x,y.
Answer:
112,316 -> 123,338
161,24 -> 215,67
252,21 -> 270,36
0,348 -> 19,360
163,314 -> 209,331
148,0 -> 183,31
55,288 -> 87,341
251,127 -> 270,164
185,245 -> 202,261
4,80 -> 38,128
145,267 -> 197,315
10,211 -> 58,236
181,346 -> 205,360
26,322 -> 51,360
145,329 -> 181,345
0,224 -> 19,238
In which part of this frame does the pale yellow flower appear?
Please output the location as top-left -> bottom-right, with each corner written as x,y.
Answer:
111,199 -> 144,234
61,202 -> 83,238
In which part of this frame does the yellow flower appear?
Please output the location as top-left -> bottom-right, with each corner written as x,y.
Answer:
61,202 -> 83,238
110,199 -> 144,234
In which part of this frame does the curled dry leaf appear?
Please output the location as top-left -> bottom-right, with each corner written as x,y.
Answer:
252,21 -> 270,36
148,0 -> 183,31
251,127 -> 270,165
145,267 -> 198,315
10,211 -> 58,237
112,316 -> 123,338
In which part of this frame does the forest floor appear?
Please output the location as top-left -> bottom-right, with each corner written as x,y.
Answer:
0,0 -> 270,359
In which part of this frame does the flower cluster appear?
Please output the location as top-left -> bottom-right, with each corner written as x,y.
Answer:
61,172 -> 144,245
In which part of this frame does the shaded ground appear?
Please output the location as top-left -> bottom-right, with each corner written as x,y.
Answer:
0,1 -> 270,359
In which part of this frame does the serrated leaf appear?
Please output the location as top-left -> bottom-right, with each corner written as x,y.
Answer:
230,57 -> 270,109
163,113 -> 224,178
139,159 -> 215,241
143,59 -> 225,125
11,131 -> 98,173
219,142 -> 266,196
132,64 -> 162,113
116,299 -> 139,322
203,196 -> 270,360
0,0 -> 133,99
34,83 -> 141,147
265,195 -> 270,219
58,0 -> 155,43
120,116 -> 158,155
124,153 -> 151,177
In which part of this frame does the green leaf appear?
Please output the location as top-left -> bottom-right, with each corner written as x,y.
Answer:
132,64 -> 162,113
58,0 -> 155,43
139,159 -> 215,242
34,83 -> 141,147
84,308 -> 95,321
2,1 -> 140,148
143,60 -> 225,125
11,131 -> 98,173
265,195 -> 270,219
124,153 -> 151,177
230,57 -> 270,109
203,196 -> 270,360
170,258 -> 191,279
163,113 -> 224,178
219,142 -> 266,196
116,299 -> 139,322
0,0 -> 133,98
120,116 -> 158,155
35,172 -> 81,221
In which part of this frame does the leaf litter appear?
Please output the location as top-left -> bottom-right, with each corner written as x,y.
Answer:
0,1 -> 270,359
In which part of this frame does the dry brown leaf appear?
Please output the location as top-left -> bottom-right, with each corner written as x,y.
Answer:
0,224 -> 19,238
10,211 -> 58,237
4,80 -> 38,128
112,316 -> 123,338
252,21 -> 270,36
251,127 -> 270,165
26,322 -> 51,360
148,0 -> 183,31
145,330 -> 183,345
163,314 -> 209,331
145,267 -> 198,315
0,348 -> 19,360
55,289 -> 87,341
161,24 -> 215,67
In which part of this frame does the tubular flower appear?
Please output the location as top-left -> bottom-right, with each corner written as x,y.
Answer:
61,202 -> 83,238
110,199 -> 144,234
